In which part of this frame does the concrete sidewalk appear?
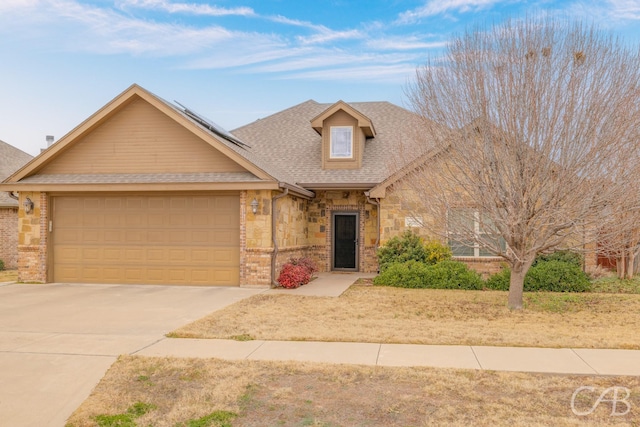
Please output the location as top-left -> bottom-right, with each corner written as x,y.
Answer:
135,338 -> 640,376
266,271 -> 376,297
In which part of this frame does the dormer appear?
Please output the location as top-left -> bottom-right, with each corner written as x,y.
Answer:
311,101 -> 376,170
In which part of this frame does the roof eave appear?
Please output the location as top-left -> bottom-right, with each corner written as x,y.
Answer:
297,182 -> 377,191
0,181 -> 281,192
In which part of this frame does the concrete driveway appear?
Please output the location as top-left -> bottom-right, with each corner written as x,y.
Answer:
0,282 -> 263,426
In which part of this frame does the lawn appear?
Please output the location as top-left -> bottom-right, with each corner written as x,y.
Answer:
67,280 -> 640,426
170,284 -> 640,349
66,355 -> 640,427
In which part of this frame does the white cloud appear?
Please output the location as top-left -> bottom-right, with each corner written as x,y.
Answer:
368,36 -> 447,51
296,29 -> 364,45
607,0 -> 640,19
0,0 -> 38,10
268,15 -> 364,45
285,64 -> 416,83
116,0 -> 255,17
397,0 -> 505,23
185,45 -> 309,70
268,15 -> 327,31
0,0 -> 442,83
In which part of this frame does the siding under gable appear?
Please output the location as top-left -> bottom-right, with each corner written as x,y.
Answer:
40,98 -> 247,175
321,110 -> 362,170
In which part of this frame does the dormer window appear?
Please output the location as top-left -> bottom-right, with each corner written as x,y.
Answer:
330,126 -> 353,158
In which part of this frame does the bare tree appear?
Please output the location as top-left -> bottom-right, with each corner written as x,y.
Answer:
400,17 -> 640,309
595,156 -> 640,279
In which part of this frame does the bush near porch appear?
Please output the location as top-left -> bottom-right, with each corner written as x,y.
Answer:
373,232 -> 593,292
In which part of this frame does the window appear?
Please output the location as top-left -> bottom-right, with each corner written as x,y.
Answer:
448,208 -> 506,257
330,126 -> 353,158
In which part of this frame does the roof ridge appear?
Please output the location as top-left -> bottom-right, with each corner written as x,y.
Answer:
231,99 -> 320,132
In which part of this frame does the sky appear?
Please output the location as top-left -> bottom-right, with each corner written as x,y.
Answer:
1,0 -> 639,156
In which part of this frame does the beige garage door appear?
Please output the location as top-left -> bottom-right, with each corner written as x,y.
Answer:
52,194 -> 240,285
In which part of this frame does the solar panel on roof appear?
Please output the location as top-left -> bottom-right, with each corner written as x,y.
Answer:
174,101 -> 250,149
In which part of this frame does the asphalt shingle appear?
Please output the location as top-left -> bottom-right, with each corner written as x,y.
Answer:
0,140 -> 32,206
232,100 -> 424,188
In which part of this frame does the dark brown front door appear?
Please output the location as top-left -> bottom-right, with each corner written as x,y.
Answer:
333,213 -> 358,270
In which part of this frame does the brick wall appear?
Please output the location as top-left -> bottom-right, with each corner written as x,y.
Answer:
17,192 -> 48,283
0,207 -> 19,269
454,256 -> 505,278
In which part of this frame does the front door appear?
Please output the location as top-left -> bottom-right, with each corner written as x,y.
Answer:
333,212 -> 358,271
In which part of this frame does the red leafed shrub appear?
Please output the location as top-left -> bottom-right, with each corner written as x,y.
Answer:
277,263 -> 310,289
289,257 -> 317,276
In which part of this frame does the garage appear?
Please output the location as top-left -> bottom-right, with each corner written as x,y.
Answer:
51,193 -> 240,286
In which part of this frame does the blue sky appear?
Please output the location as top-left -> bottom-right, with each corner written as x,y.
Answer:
1,0 -> 639,156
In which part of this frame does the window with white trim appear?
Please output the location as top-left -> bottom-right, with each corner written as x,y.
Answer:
448,208 -> 506,257
330,126 -> 353,158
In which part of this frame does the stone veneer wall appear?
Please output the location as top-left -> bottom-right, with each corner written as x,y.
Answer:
379,183 -> 440,244
379,183 -> 506,277
272,193 -> 311,282
242,190 -> 314,287
17,192 -> 48,283
0,207 -> 19,269
242,189 -> 273,287
307,190 -> 379,273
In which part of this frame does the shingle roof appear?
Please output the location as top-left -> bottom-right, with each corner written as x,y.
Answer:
231,100 -> 425,188
157,96 -> 303,191
0,140 -> 32,207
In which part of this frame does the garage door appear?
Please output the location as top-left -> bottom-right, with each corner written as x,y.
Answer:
52,194 -> 240,285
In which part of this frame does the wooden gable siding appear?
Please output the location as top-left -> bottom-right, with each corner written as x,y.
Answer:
40,98 -> 247,174
321,110 -> 362,170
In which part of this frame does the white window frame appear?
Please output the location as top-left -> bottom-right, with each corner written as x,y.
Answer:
330,126 -> 353,159
448,209 -> 505,257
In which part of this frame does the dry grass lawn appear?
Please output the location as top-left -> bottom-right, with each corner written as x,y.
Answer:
171,285 -> 640,349
0,269 -> 17,282
67,355 -> 640,427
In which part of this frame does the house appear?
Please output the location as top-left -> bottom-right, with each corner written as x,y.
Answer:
0,140 -> 33,269
0,84 -> 503,286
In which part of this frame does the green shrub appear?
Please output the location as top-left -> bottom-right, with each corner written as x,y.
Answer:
374,260 -> 483,290
485,267 -> 510,291
377,231 -> 452,272
485,260 -> 591,293
533,250 -> 583,268
426,260 -> 484,290
373,260 -> 429,288
525,260 -> 591,292
0,259 -> 4,271
377,231 -> 428,271
424,240 -> 453,264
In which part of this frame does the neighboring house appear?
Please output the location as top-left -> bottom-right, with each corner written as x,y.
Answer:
0,84 -> 502,286
0,140 -> 33,269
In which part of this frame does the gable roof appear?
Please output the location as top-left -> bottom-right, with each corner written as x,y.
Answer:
0,140 -> 32,207
1,85 -> 433,197
1,85 -> 312,198
233,100 -> 424,189
310,100 -> 376,137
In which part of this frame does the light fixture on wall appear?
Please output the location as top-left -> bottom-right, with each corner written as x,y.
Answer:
250,198 -> 259,214
23,197 -> 34,214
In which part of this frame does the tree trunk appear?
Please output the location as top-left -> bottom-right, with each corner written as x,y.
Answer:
626,251 -> 635,279
617,247 -> 628,279
508,261 -> 528,310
